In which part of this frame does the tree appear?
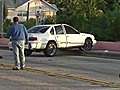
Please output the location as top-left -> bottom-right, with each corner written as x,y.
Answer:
47,0 -> 85,16
4,0 -> 16,20
105,0 -> 120,11
3,0 -> 17,33
45,0 -> 120,41
3,1 -> 8,19
48,0 -> 106,19
86,0 -> 105,20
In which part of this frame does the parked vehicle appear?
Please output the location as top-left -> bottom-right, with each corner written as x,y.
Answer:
8,24 -> 97,57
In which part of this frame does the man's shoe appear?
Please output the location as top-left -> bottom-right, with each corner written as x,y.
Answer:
20,67 -> 25,70
13,67 -> 20,70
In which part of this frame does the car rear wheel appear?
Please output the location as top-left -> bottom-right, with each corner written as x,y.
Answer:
24,49 -> 33,56
79,38 -> 92,51
43,42 -> 57,57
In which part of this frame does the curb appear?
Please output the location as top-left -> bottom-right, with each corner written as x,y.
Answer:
0,45 -> 9,50
80,50 -> 120,59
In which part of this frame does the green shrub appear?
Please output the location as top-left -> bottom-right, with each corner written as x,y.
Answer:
20,18 -> 36,29
3,19 -> 12,33
45,16 -> 56,24
4,18 -> 36,34
89,10 -> 120,41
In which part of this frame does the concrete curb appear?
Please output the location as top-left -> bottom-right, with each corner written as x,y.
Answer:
80,50 -> 120,59
59,49 -> 120,59
0,45 -> 9,50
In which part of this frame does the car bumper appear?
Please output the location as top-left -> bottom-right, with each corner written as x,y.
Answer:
93,40 -> 97,45
8,42 -> 46,50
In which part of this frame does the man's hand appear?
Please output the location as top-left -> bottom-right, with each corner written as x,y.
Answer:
25,41 -> 28,45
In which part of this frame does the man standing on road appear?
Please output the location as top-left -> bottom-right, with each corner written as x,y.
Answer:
6,17 -> 28,70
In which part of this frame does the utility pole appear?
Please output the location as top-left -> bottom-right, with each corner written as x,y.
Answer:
26,1 -> 30,21
36,11 -> 40,25
36,0 -> 44,25
0,0 -> 4,37
0,0 -> 3,59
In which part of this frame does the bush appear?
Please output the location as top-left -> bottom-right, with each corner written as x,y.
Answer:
45,16 -> 56,24
88,10 -> 120,41
20,18 -> 36,29
3,19 -> 12,33
4,18 -> 36,34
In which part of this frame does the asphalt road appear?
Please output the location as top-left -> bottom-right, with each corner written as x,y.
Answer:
0,49 -> 120,90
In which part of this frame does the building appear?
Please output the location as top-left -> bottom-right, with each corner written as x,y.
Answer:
6,0 -> 58,21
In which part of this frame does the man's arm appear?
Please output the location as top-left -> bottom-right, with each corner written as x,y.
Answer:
22,24 -> 29,43
6,26 -> 13,36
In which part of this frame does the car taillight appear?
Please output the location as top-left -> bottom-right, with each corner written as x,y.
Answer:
29,37 -> 37,41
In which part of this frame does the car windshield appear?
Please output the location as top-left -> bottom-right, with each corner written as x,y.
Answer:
28,26 -> 50,33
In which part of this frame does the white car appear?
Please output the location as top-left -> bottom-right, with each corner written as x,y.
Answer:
8,24 -> 97,57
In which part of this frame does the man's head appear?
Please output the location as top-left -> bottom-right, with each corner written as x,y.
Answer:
13,17 -> 19,23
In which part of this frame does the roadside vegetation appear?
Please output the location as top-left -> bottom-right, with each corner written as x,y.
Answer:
3,0 -> 120,41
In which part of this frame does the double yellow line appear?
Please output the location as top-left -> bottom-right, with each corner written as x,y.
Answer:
0,63 -> 120,88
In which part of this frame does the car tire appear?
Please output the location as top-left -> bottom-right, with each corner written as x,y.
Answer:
43,42 -> 57,57
24,49 -> 33,56
79,38 -> 92,51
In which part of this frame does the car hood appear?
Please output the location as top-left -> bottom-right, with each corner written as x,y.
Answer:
80,32 -> 93,36
80,33 -> 95,39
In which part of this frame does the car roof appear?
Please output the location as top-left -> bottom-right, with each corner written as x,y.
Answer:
34,24 -> 68,27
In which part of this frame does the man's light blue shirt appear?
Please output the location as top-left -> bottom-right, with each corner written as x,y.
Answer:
6,24 -> 28,41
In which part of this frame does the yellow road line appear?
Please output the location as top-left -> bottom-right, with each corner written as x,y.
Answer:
0,63 -> 120,88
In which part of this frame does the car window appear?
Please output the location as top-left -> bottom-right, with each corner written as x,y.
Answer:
50,28 -> 54,35
28,26 -> 50,33
64,25 -> 79,34
54,25 -> 64,34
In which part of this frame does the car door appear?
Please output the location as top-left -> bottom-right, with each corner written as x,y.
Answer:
63,25 -> 84,47
54,25 -> 67,48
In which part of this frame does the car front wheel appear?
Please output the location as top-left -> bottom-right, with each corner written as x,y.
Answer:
79,38 -> 92,51
43,42 -> 57,57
